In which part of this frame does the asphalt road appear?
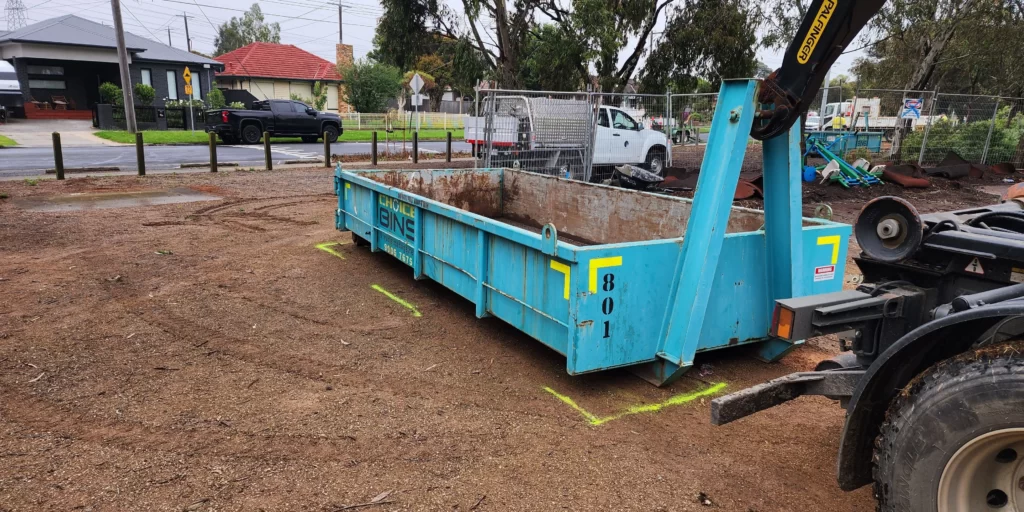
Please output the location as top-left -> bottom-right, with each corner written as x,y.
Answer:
0,141 -> 472,178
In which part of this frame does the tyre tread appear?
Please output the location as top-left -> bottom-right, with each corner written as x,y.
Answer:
873,342 -> 1024,511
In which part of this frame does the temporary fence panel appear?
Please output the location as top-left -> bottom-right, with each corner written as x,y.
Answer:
473,89 -> 597,181
668,93 -> 722,171
995,97 -> 1024,167
906,93 -> 1000,165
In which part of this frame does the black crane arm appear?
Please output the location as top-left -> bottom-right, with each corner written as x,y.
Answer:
751,0 -> 887,140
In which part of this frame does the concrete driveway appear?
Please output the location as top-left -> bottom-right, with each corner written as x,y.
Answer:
0,119 -> 119,147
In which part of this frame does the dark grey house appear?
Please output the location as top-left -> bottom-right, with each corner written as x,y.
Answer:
0,15 -> 223,119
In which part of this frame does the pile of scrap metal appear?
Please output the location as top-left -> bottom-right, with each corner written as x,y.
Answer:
603,164 -> 766,200
805,136 -> 884,188
654,167 -> 765,200
882,151 -> 1018,188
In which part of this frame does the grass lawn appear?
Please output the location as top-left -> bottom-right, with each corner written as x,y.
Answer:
0,134 -> 17,147
94,129 -> 464,145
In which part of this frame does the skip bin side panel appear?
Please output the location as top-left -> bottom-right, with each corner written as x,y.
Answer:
345,181 -> 375,241
484,235 -> 572,355
419,211 -> 480,302
802,225 -> 852,295
696,234 -> 771,352
568,243 -> 678,374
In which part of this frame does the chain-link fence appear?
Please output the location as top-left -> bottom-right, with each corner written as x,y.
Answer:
467,84 -> 1024,181
667,92 -> 767,172
908,94 -> 1006,165
803,88 -> 1024,167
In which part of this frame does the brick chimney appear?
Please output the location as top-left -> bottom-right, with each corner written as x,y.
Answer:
336,44 -> 355,113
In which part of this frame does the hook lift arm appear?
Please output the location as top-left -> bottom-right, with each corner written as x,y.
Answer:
751,0 -> 888,140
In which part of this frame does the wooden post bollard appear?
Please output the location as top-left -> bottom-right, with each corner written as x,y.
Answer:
371,131 -> 378,166
209,132 -> 218,173
412,131 -> 419,164
263,131 -> 272,171
52,132 -> 64,180
324,131 -> 331,168
446,131 -> 452,163
136,132 -> 146,176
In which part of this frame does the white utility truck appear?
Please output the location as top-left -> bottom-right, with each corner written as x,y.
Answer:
465,96 -> 668,178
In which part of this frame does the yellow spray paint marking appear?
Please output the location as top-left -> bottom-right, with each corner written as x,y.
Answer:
543,382 -> 727,426
371,284 -> 422,317
344,182 -> 351,200
550,260 -> 571,300
316,241 -> 350,260
817,235 -> 841,265
588,256 -> 623,294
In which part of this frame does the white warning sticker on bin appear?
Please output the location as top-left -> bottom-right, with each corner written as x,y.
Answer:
965,257 -> 985,275
814,265 -> 836,282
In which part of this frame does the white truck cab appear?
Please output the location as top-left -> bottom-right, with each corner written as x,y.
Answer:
593,106 -> 668,173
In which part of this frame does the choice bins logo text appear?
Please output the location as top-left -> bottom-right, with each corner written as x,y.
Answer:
797,0 -> 837,64
378,196 -> 416,242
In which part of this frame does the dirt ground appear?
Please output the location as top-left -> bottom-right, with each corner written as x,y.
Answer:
0,166 -> 1002,511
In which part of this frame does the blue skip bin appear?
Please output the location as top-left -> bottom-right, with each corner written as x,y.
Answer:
333,79 -> 851,385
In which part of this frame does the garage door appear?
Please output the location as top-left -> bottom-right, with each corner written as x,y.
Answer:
289,82 -> 312,101
250,80 -> 274,100
273,81 -> 290,100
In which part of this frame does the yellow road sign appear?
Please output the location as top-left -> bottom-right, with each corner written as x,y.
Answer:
184,84 -> 193,96
183,66 -> 192,86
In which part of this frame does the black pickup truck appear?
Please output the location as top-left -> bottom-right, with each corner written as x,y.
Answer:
205,99 -> 343,144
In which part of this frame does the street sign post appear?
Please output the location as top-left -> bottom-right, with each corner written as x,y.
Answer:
410,72 -> 424,133
183,66 -> 194,133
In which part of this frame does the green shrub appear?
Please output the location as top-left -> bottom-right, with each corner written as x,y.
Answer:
228,101 -> 245,109
165,98 -> 205,108
99,82 -> 122,105
133,83 -> 155,106
207,87 -> 226,109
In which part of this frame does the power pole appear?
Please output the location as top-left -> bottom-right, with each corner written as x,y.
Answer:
110,0 -> 137,133
181,13 -> 192,51
167,27 -> 172,46
337,3 -> 343,43
5,0 -> 27,30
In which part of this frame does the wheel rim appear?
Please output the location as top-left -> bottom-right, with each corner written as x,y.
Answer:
938,428 -> 1024,512
650,156 -> 664,175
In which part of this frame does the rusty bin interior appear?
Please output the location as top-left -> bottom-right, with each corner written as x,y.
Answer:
359,168 -> 772,246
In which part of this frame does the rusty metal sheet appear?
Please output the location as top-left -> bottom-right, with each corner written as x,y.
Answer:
990,162 -> 1016,176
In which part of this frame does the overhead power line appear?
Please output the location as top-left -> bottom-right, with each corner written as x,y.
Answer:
156,0 -> 376,27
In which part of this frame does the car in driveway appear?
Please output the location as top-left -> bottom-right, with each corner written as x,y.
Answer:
205,99 -> 342,144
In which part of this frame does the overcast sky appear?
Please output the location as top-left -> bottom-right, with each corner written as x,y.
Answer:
6,0 -> 862,79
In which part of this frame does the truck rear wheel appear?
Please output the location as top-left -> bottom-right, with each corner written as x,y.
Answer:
873,342 -> 1024,511
241,124 -> 262,144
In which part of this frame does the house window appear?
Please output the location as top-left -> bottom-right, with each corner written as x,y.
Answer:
166,70 -> 178,100
26,65 -> 63,76
28,79 -> 66,89
191,75 -> 201,100
141,69 -> 152,87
